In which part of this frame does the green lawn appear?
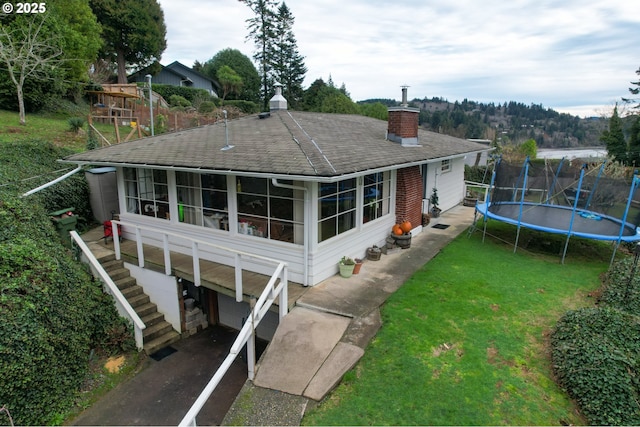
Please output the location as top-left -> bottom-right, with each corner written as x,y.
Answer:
304,223 -> 611,425
0,109 -> 140,150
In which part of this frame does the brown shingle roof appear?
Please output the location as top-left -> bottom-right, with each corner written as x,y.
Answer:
63,110 -> 489,178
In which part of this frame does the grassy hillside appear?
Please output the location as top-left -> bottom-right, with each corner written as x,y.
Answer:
0,109 -> 142,150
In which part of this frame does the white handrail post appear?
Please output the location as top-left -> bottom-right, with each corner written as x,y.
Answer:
247,297 -> 256,380
279,264 -> 288,320
192,241 -> 200,286
113,221 -> 121,260
235,253 -> 242,302
163,233 -> 171,275
135,227 -> 144,268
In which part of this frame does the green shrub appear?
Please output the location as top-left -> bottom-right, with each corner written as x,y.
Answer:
87,127 -> 99,150
551,307 -> 640,425
198,100 -> 216,114
149,83 -> 214,105
68,117 -> 85,133
600,256 -> 640,314
464,164 -> 491,183
167,94 -> 191,108
223,99 -> 259,114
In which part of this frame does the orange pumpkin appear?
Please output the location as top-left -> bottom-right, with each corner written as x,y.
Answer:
400,220 -> 412,233
392,224 -> 403,235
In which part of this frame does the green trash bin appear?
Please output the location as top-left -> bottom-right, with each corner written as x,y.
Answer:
49,208 -> 77,247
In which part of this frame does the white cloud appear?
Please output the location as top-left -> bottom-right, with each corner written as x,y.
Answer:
157,0 -> 640,114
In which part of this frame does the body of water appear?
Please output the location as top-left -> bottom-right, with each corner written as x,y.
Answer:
537,148 -> 607,160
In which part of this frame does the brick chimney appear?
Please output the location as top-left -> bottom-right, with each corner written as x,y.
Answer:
387,86 -> 420,146
269,82 -> 287,111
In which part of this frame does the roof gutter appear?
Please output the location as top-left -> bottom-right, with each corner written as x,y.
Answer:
21,166 -> 83,197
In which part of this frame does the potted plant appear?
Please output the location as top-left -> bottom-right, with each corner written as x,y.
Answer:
430,187 -> 441,218
367,245 -> 382,261
339,256 -> 356,278
353,258 -> 364,274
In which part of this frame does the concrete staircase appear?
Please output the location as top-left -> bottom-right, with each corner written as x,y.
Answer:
97,253 -> 181,355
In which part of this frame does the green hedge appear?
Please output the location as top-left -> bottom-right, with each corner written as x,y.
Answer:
221,99 -> 259,114
551,257 -> 640,425
0,141 -> 134,425
149,84 -> 218,106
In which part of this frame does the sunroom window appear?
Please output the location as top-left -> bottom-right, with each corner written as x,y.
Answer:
124,168 -> 169,220
318,178 -> 356,242
236,177 -> 304,243
176,172 -> 228,229
363,171 -> 391,223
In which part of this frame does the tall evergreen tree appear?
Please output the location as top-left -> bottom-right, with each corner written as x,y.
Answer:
239,0 -> 278,111
601,105 -> 627,164
623,66 -> 640,110
273,2 -> 306,109
627,115 -> 640,167
89,0 -> 167,83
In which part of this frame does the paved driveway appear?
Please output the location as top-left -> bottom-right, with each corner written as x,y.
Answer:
70,325 -> 258,426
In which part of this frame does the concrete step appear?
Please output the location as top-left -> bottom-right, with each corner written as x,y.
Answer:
143,320 -> 174,342
144,330 -> 181,356
121,284 -> 144,299
108,268 -> 131,282
101,259 -> 124,272
127,293 -> 150,308
141,311 -> 165,327
95,252 -> 115,264
115,276 -> 137,291
135,302 -> 159,318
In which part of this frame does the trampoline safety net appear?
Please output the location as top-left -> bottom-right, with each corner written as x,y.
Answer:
483,158 -> 640,241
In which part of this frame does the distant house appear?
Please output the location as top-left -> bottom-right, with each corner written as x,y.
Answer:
62,86 -> 490,339
128,61 -> 220,97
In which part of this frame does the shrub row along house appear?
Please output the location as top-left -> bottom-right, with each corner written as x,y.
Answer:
62,86 -> 490,340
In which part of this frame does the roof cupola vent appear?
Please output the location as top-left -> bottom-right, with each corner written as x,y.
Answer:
269,82 -> 288,111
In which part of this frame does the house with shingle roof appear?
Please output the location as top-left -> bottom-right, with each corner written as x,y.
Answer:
62,86 -> 490,338
128,61 -> 220,96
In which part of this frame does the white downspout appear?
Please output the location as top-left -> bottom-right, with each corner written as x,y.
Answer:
271,178 -> 309,286
21,166 -> 83,197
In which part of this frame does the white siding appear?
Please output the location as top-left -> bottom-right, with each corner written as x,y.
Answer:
125,262 -> 181,331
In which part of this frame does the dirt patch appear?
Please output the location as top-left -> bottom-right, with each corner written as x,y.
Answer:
104,355 -> 126,373
432,342 -> 463,359
4,126 -> 25,134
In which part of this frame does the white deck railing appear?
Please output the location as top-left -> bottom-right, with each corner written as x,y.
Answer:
464,180 -> 490,203
106,220 -> 289,427
70,230 -> 146,350
110,220 -> 287,303
179,262 -> 288,426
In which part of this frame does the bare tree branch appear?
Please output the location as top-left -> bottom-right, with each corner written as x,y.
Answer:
0,15 -> 63,125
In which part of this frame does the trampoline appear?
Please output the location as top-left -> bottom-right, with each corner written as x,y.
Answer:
473,157 -> 640,263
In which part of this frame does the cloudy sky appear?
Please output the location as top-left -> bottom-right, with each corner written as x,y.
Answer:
157,0 -> 639,117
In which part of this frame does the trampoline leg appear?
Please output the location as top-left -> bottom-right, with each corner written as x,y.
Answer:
514,225 -> 522,253
561,235 -> 571,264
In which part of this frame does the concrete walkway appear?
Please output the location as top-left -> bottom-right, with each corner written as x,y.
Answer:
222,205 -> 476,425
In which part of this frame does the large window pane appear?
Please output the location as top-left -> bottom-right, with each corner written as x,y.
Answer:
318,178 -> 357,242
202,174 -> 228,230
237,176 -> 303,244
363,172 -> 390,223
123,168 -> 168,220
